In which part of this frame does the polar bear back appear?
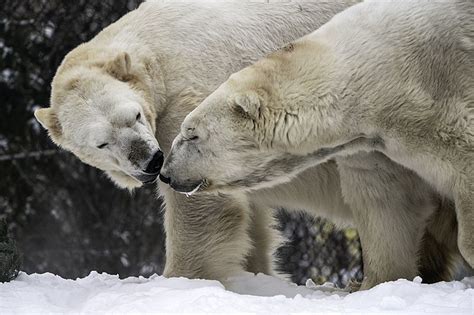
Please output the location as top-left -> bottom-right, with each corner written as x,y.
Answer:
91,1 -> 358,95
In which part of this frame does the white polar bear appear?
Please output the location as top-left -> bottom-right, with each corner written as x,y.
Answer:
34,0 -> 364,282
161,0 -> 474,289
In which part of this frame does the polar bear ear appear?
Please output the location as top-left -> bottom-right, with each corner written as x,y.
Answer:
34,108 -> 56,130
232,91 -> 261,120
34,108 -> 62,138
106,52 -> 132,80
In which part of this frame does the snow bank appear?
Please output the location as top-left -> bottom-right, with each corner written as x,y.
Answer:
1,272 -> 472,314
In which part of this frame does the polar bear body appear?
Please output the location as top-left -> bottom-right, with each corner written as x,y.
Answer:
35,1 -> 469,289
35,0 -> 361,281
162,0 -> 473,289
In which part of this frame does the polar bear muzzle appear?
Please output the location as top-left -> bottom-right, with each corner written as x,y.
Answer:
159,172 -> 204,194
133,150 -> 163,184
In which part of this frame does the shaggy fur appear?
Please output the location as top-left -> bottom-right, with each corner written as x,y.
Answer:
35,1 -> 468,290
162,0 -> 473,289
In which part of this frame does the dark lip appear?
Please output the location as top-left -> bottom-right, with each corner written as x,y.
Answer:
135,172 -> 159,185
158,174 -> 171,184
169,180 -> 204,194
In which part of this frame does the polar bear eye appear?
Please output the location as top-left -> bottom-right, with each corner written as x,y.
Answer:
97,143 -> 109,149
136,112 -> 141,121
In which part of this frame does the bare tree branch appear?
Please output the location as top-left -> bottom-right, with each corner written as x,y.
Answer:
0,149 -> 63,162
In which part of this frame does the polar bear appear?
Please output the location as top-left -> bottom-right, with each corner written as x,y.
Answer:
35,1 -> 466,289
161,0 -> 474,289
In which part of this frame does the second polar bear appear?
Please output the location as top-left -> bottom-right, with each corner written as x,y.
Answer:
161,0 -> 474,289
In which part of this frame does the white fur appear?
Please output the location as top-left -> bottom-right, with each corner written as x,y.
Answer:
163,0 -> 474,289
36,0 -> 469,290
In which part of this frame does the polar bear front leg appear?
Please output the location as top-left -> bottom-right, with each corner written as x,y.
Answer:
245,203 -> 281,276
455,177 -> 474,268
161,185 -> 271,281
337,153 -> 435,290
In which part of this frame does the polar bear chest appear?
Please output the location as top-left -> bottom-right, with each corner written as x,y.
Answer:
381,138 -> 457,198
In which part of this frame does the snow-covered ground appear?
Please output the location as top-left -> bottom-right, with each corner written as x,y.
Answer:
1,272 -> 473,314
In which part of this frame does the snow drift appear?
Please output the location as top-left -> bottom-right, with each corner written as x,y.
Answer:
1,272 -> 473,314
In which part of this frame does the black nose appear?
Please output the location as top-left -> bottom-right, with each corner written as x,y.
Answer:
144,151 -> 164,174
159,174 -> 171,184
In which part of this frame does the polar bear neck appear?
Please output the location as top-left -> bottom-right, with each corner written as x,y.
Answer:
248,43 -> 362,154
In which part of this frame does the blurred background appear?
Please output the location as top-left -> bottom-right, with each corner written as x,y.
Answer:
0,0 -> 362,286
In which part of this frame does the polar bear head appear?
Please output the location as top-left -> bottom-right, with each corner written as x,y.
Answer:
35,48 -> 163,189
160,42 -> 344,194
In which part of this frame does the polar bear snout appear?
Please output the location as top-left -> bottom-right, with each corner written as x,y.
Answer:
159,172 -> 203,194
159,151 -> 203,194
133,150 -> 163,185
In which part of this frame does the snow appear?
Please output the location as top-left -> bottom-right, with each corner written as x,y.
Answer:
1,272 -> 473,314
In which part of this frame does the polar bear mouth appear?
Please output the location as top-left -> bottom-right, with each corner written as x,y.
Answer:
167,178 -> 207,195
135,172 -> 159,185
183,181 -> 204,197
